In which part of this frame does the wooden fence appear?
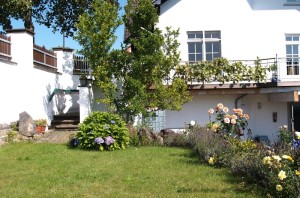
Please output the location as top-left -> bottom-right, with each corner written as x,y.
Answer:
33,44 -> 57,69
0,34 -> 11,61
73,55 -> 90,74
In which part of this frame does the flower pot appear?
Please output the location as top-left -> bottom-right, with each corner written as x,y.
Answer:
36,126 -> 46,134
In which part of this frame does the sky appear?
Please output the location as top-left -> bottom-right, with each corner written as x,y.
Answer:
8,0 -> 127,54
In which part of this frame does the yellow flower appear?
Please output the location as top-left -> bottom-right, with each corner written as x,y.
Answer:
295,170 -> 300,176
282,155 -> 294,163
208,108 -> 214,115
231,115 -> 237,120
276,184 -> 283,192
295,132 -> 300,140
263,156 -> 272,165
217,103 -> 224,110
212,124 -> 219,131
208,157 -> 215,165
278,170 -> 287,180
272,155 -> 282,162
231,119 -> 236,125
223,107 -> 229,113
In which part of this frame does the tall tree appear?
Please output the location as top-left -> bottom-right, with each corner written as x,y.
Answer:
0,0 -> 93,37
75,0 -> 191,122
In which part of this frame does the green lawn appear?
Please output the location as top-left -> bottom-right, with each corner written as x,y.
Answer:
0,143 -> 263,198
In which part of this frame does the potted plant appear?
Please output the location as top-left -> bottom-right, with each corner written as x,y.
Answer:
35,119 -> 47,134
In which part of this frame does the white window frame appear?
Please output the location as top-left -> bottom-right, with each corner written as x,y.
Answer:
187,31 -> 221,63
285,34 -> 300,75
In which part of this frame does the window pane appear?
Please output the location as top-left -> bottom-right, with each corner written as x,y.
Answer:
188,43 -> 195,53
293,45 -> 299,54
189,54 -> 195,62
188,34 -> 195,39
213,42 -> 220,52
286,45 -> 292,54
286,36 -> 292,41
294,36 -> 300,41
214,52 -> 221,58
196,53 -> 202,61
196,33 -> 203,38
206,43 -> 212,52
205,31 -> 220,39
195,43 -> 202,53
206,54 -> 213,61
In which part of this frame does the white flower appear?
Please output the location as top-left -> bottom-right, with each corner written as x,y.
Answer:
190,120 -> 196,126
224,117 -> 230,124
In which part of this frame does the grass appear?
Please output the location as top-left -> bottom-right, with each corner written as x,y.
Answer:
0,143 -> 264,198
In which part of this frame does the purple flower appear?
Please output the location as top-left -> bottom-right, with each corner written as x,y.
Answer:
105,136 -> 115,145
94,137 -> 104,144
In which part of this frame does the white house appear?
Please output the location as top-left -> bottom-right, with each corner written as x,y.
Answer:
0,29 -> 83,130
150,0 -> 300,141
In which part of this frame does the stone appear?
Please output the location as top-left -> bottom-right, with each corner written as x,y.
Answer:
18,111 -> 36,137
0,139 -> 7,146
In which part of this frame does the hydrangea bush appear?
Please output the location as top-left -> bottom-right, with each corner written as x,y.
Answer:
75,112 -> 130,151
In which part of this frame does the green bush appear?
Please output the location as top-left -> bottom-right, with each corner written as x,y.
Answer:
7,130 -> 17,143
76,112 -> 130,151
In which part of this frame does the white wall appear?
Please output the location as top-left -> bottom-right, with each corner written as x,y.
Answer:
158,0 -> 300,61
165,92 -> 288,141
0,30 -> 80,126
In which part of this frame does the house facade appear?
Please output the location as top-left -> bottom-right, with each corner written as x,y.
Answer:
152,0 -> 300,140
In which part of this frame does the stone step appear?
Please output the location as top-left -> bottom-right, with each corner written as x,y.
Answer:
54,124 -> 79,131
53,113 -> 79,121
51,120 -> 80,125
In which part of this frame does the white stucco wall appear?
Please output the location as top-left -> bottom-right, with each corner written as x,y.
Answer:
0,30 -> 80,126
165,92 -> 288,141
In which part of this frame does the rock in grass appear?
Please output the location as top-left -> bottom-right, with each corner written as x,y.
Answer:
19,111 -> 36,137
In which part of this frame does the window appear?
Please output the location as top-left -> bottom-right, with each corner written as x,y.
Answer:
187,31 -> 221,63
286,34 -> 300,75
284,0 -> 300,5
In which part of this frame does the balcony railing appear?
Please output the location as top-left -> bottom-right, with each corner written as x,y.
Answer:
33,44 -> 57,69
0,34 -> 11,61
73,55 -> 91,75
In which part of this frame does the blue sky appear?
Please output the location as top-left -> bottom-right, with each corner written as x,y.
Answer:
8,0 -> 127,53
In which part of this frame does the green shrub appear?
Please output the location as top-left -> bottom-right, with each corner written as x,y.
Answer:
10,121 -> 18,131
76,112 -> 130,151
127,124 -> 139,146
7,130 -> 17,143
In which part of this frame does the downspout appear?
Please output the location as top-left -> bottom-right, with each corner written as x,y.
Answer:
235,94 -> 248,109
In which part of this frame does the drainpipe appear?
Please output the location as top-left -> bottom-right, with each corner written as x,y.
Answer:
235,94 -> 248,109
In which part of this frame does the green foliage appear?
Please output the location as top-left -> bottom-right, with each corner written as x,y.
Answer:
174,57 -> 272,84
278,125 -> 293,144
34,119 -> 47,126
76,111 -> 130,151
75,0 -> 191,122
7,130 -> 17,143
9,121 -> 18,131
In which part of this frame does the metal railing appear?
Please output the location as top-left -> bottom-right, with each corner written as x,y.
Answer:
33,44 -> 57,69
0,34 -> 11,61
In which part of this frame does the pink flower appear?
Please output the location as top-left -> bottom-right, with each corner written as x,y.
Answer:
208,108 -> 214,115
231,119 -> 236,125
224,117 -> 230,124
217,103 -> 224,110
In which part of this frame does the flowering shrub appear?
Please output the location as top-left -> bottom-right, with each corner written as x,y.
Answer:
261,153 -> 300,197
207,103 -> 249,136
76,112 -> 130,151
